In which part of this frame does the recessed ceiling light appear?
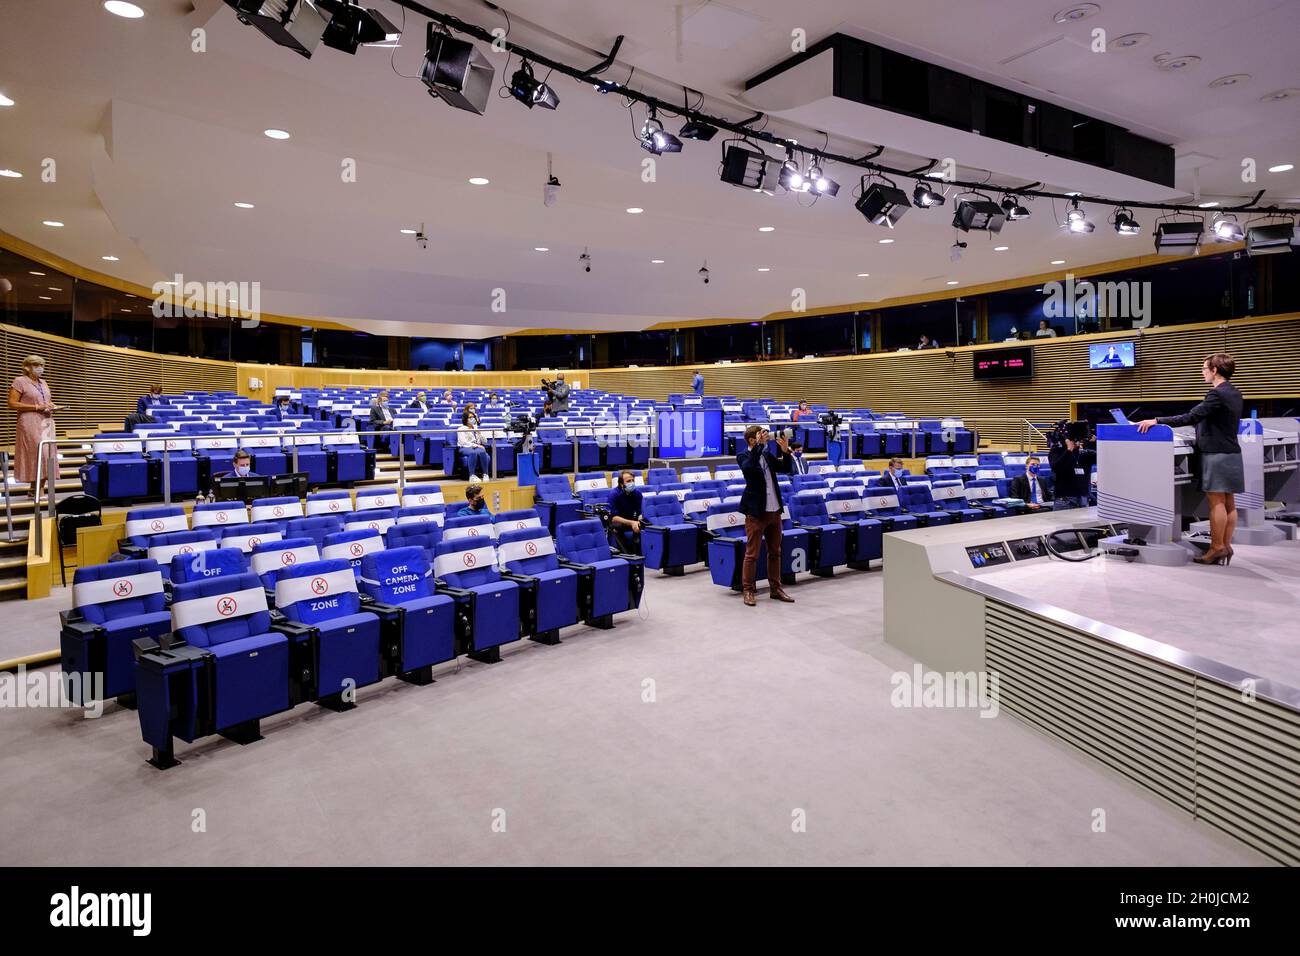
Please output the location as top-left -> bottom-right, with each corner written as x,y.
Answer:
1051,259 -> 1066,265
38,296 -> 51,300
42,220 -> 64,227
399,229 -> 417,234
651,258 -> 665,264
1109,33 -> 1150,50
468,177 -> 490,185
233,202 -> 255,209
126,294 -> 136,298
103,1 -> 145,18
757,267 -> 770,272
1198,201 -> 1219,208
1209,74 -> 1250,89
856,273 -> 870,277
1268,163 -> 1294,173
626,207 -> 644,214
1156,54 -> 1200,72
1259,88 -> 1300,102
878,238 -> 894,244
48,287 -> 62,291
121,308 -> 131,313
994,245 -> 1009,251
946,280 -> 959,285
263,129 -> 291,140
28,271 -> 45,276
102,255 -> 119,261
1053,4 -> 1099,24
758,226 -> 775,232
0,169 -> 21,178
533,247 -> 549,252
0,92 -> 14,107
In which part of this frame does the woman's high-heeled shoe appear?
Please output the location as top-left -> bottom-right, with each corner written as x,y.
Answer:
1194,546 -> 1231,566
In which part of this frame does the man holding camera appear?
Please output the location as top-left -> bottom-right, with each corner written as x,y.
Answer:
543,373 -> 570,414
1048,430 -> 1096,510
738,424 -> 795,606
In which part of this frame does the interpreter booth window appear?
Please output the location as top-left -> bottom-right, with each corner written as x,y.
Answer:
73,280 -> 153,351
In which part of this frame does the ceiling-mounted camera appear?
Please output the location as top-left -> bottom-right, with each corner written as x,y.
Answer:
415,222 -> 428,250
579,247 -> 592,273
699,261 -> 710,284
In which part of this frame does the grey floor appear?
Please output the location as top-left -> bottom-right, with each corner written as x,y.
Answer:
981,537 -> 1300,689
0,565 -> 1263,866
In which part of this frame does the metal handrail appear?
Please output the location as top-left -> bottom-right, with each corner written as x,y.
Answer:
25,423 -> 659,558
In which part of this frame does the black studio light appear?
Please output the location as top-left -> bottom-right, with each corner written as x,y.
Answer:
509,60 -> 560,110
952,198 -> 1006,233
225,0 -> 331,59
719,144 -> 771,190
856,181 -> 911,227
420,24 -> 495,114
679,118 -> 718,141
317,0 -> 399,55
912,181 -> 946,208
1153,219 -> 1203,255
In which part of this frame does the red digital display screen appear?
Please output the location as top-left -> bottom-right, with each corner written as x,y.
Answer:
973,346 -> 1034,379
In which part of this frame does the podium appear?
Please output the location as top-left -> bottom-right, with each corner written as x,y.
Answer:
1095,423 -> 1192,565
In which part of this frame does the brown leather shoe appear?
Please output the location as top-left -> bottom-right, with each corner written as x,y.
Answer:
770,588 -> 795,603
743,590 -> 757,607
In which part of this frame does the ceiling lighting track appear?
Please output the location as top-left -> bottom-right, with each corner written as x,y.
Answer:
252,0 -> 1297,218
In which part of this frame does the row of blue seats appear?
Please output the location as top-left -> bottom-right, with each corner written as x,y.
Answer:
63,517 -> 644,768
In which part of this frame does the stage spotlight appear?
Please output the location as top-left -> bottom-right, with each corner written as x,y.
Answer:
808,165 -> 839,197
1154,219 -> 1203,255
420,25 -> 495,115
225,0 -> 331,59
856,182 -> 910,227
1064,199 -> 1094,234
1211,214 -> 1245,243
640,109 -> 682,154
999,195 -> 1030,220
1112,207 -> 1141,235
317,0 -> 398,55
1245,222 -> 1298,256
952,198 -> 1006,233
719,144 -> 772,190
912,182 -> 945,208
509,60 -> 560,110
679,119 -> 718,141
779,159 -> 807,193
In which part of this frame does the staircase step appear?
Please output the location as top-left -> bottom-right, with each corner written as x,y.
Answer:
0,579 -> 27,601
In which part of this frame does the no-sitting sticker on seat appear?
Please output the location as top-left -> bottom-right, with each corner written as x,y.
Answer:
216,596 -> 238,617
113,580 -> 134,597
311,577 -> 329,595
463,552 -> 477,567
281,551 -> 297,565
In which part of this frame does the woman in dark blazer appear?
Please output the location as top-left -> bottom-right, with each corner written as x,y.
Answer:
1137,352 -> 1243,565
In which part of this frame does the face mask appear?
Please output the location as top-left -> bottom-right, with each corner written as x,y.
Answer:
234,464 -> 250,477
1028,465 -> 1039,474
470,498 -> 484,510
31,366 -> 43,377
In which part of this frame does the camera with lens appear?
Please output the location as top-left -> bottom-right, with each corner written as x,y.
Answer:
1047,419 -> 1092,448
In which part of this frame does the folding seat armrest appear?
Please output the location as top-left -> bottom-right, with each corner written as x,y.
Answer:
556,558 -> 595,573
362,598 -> 403,618
498,571 -> 535,587
117,541 -> 146,560
434,583 -> 474,601
269,608 -> 288,625
612,551 -> 645,567
134,638 -> 202,668
59,608 -> 92,630
271,619 -> 316,641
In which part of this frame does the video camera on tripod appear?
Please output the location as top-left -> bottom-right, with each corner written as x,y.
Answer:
1047,419 -> 1093,449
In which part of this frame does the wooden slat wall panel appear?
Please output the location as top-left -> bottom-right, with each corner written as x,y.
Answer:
0,324 -> 236,446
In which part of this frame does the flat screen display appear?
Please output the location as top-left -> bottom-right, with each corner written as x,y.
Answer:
973,346 -> 1033,380
656,409 -> 724,458
1089,341 -> 1136,369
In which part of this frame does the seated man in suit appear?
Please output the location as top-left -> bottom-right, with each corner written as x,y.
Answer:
878,457 -> 907,491
789,440 -> 810,475
408,391 -> 430,413
215,448 -> 261,481
136,384 -> 163,415
272,394 -> 293,419
1008,455 -> 1053,509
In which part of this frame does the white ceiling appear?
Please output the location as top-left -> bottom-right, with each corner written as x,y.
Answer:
0,0 -> 1296,337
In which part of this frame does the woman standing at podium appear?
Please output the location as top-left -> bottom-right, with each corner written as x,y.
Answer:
1137,353 -> 1243,566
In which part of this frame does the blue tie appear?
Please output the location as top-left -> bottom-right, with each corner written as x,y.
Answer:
1029,477 -> 1038,503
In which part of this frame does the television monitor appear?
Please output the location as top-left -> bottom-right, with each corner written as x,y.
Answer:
973,346 -> 1033,380
1089,341 -> 1136,369
214,475 -> 272,503
656,409 -> 724,457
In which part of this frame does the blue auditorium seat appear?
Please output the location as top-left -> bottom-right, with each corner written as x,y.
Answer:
862,485 -> 920,532
640,492 -> 701,575
572,472 -> 612,511
788,491 -> 849,575
900,485 -> 954,526
191,501 -> 249,535
355,485 -> 401,512
250,537 -> 321,592
81,434 -> 150,501
243,434 -> 287,477
250,496 -> 305,530
823,489 -> 884,564
119,505 -> 190,559
285,514 -> 344,550
144,436 -> 200,497
305,490 -> 353,518
931,480 -> 987,522
555,518 -> 644,628
287,434 -> 330,485
400,483 -> 444,510
645,467 -> 677,488
135,572 -> 289,768
533,475 -> 582,534
344,508 -> 397,537
61,558 -> 170,702
497,526 -> 579,645
146,530 -> 219,580
275,558 -> 382,707
358,546 -> 456,683
536,426 -> 574,472
963,479 -> 1024,517
169,546 -> 248,586
442,513 -> 494,545
218,521 -> 284,553
680,466 -> 711,484
324,434 -> 374,483
434,536 -> 521,662
495,508 -> 543,535
321,528 -> 386,575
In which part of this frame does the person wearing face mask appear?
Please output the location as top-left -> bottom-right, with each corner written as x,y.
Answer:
272,395 -> 293,420
136,384 -> 164,415
607,469 -> 644,554
456,484 -> 493,519
227,449 -> 260,479
8,355 -> 61,502
408,391 -> 430,413
789,440 -> 809,475
1008,455 -> 1053,509
456,407 -> 490,482
879,457 -> 906,491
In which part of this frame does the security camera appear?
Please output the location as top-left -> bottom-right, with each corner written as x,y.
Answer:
579,249 -> 592,273
415,222 -> 428,250
699,264 -> 710,284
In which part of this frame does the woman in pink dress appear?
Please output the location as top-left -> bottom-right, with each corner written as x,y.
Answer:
8,354 -> 61,502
